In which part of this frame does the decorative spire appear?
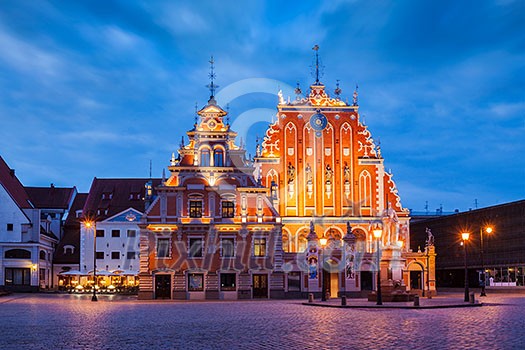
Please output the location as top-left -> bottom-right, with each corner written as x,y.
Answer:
194,102 -> 198,125
255,136 -> 261,157
226,103 -> 230,125
206,56 -> 219,102
353,83 -> 359,106
312,45 -> 321,84
170,152 -> 176,166
162,169 -> 166,183
334,80 -> 342,98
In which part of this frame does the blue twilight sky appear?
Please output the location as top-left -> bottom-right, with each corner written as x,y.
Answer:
0,0 -> 524,213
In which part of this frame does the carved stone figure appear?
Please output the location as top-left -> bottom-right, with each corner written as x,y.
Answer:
381,203 -> 399,246
287,162 -> 295,183
325,164 -> 333,184
305,163 -> 312,183
425,227 -> 435,247
343,162 -> 350,182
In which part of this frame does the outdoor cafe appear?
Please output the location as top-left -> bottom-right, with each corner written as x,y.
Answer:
58,269 -> 139,294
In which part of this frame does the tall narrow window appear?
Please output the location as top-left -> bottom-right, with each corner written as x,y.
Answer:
221,201 -> 235,218
189,201 -> 203,218
254,238 -> 266,257
359,171 -> 372,207
189,238 -> 203,258
214,149 -> 224,166
157,238 -> 170,258
221,238 -> 235,257
200,149 -> 210,167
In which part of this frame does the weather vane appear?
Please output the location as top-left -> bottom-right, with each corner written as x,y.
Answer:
206,56 -> 219,100
335,79 -> 342,97
311,45 -> 324,84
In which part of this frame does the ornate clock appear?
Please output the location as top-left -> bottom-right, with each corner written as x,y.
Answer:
310,111 -> 328,137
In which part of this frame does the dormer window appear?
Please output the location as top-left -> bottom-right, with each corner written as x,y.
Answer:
102,192 -> 113,200
63,245 -> 75,255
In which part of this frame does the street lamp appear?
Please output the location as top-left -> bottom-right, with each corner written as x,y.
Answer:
373,225 -> 382,305
480,226 -> 493,297
461,232 -> 470,302
85,221 -> 98,302
319,237 -> 328,301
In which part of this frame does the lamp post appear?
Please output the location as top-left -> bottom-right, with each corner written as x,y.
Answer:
462,232 -> 470,302
85,221 -> 98,302
319,237 -> 328,301
373,226 -> 382,305
480,226 -> 493,297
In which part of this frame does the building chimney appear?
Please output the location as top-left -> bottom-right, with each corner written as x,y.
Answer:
9,169 -> 15,177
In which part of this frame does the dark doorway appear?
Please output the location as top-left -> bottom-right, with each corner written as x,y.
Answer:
155,274 -> 171,299
361,271 -> 373,291
410,271 -> 422,290
252,274 -> 268,298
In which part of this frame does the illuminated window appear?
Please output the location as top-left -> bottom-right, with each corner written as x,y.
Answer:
222,201 -> 235,218
188,273 -> 204,291
189,201 -> 203,218
254,238 -> 266,257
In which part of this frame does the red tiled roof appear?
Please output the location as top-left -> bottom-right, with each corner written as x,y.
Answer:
54,193 -> 88,264
26,185 -> 76,209
0,156 -> 32,209
82,178 -> 162,220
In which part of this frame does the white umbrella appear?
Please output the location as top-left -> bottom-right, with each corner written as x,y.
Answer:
59,270 -> 86,275
112,269 -> 139,276
88,270 -> 116,276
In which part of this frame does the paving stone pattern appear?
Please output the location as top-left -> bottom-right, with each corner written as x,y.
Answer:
0,294 -> 524,349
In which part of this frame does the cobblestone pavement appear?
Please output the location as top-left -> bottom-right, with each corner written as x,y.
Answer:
0,293 -> 524,350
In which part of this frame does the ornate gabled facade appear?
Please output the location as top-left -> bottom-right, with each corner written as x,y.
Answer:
138,82 -> 283,300
255,49 -> 435,299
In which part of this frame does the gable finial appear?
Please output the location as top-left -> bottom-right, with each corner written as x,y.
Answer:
353,83 -> 359,106
194,102 -> 198,125
206,56 -> 219,101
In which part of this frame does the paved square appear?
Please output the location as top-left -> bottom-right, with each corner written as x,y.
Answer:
0,293 -> 524,349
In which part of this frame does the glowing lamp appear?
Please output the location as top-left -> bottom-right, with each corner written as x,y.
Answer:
373,226 -> 382,239
461,232 -> 470,241
485,227 -> 493,234
319,238 -> 328,247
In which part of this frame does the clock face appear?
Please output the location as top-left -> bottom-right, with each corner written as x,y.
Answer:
310,112 -> 328,132
207,119 -> 217,130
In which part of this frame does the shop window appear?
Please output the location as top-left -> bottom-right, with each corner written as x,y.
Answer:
188,273 -> 204,291
220,273 -> 236,291
4,268 -> 30,286
287,272 -> 301,291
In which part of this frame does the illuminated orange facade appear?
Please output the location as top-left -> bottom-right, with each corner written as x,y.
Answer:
255,66 -> 435,297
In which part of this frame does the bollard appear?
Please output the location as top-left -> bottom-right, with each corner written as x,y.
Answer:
414,295 -> 420,307
469,292 -> 475,304
341,295 -> 347,306
308,293 -> 314,303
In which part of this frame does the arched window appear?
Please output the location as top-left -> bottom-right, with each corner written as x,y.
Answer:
297,234 -> 308,253
214,149 -> 224,167
200,149 -> 210,167
282,232 -> 290,253
5,249 -> 31,259
40,250 -> 46,260
359,171 -> 372,207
